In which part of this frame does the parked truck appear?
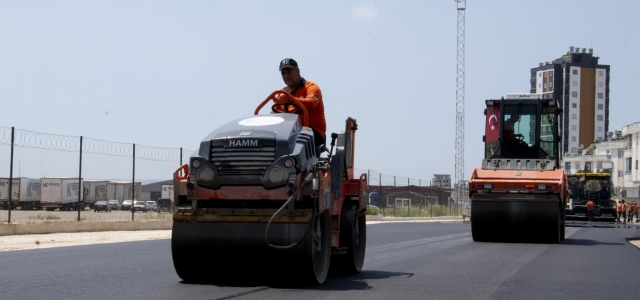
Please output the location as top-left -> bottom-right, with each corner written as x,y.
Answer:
40,178 -> 85,211
83,180 -> 109,209
106,181 -> 141,202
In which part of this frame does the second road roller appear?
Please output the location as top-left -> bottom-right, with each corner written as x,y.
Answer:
171,90 -> 368,284
469,94 -> 568,243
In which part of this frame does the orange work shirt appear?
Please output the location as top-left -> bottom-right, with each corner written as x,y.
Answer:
632,204 -> 639,213
622,203 -> 628,212
586,201 -> 595,211
277,78 -> 326,138
616,203 -> 621,211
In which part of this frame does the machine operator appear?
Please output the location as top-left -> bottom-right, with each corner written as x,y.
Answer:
274,58 -> 326,149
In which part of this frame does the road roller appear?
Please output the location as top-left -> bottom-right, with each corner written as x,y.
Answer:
171,90 -> 368,284
469,94 -> 568,243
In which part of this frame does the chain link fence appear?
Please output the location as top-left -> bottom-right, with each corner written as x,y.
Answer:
0,126 -> 194,223
1,126 -> 465,224
358,169 -> 465,218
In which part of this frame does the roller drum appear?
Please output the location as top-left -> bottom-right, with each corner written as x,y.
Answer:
471,200 -> 561,243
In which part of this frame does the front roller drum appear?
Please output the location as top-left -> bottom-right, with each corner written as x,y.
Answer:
171,212 -> 332,285
471,201 -> 562,243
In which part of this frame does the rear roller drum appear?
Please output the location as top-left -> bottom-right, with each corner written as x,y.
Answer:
331,203 -> 367,274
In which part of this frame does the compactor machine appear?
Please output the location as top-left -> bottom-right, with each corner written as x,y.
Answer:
469,94 -> 568,243
171,91 -> 368,284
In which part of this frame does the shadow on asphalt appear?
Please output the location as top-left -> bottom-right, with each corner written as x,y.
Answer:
178,270 -> 414,291
561,238 -> 625,246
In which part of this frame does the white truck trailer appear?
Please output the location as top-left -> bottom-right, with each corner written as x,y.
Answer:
83,180 -> 109,208
40,178 -> 84,211
0,178 -> 26,209
161,184 -> 174,202
20,178 -> 41,210
107,181 -> 141,201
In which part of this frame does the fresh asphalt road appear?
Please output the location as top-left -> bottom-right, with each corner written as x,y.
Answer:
2,222 -> 640,300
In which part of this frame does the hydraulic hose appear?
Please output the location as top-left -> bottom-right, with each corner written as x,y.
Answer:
265,172 -> 315,249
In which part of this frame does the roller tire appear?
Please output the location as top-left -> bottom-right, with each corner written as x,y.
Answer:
302,211 -> 332,285
331,203 -> 366,274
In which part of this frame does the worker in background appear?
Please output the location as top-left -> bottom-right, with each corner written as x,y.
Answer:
628,201 -> 638,223
616,201 -> 622,222
274,58 -> 326,149
621,200 -> 628,224
503,111 -> 519,140
586,199 -> 595,221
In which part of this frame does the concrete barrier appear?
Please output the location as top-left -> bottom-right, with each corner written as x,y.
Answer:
366,215 -> 463,222
0,220 -> 172,236
0,216 -> 462,236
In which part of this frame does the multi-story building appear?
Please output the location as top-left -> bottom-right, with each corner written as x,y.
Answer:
431,174 -> 451,188
564,121 -> 640,199
530,47 -> 610,156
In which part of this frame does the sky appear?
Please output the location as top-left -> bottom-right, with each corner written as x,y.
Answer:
1,0 -> 639,183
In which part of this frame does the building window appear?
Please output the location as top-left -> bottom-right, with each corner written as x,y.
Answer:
539,73 -> 542,77
598,82 -> 604,87
597,104 -> 603,110
571,147 -> 578,153
572,125 -> 577,131
573,69 -> 578,75
598,126 -> 603,132
598,93 -> 603,99
598,70 -> 604,76
572,81 -> 577,86
543,82 -> 547,88
572,114 -> 577,120
597,115 -> 603,121
572,103 -> 577,108
572,91 -> 578,97
571,136 -> 577,142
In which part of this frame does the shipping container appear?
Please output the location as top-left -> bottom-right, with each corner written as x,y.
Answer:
20,178 -> 41,210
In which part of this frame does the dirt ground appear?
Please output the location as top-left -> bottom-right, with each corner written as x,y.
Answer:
0,230 -> 171,252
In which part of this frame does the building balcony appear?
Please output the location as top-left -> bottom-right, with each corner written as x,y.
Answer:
599,139 -> 631,150
622,122 -> 640,135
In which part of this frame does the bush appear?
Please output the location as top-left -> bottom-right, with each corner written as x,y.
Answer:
367,206 -> 380,215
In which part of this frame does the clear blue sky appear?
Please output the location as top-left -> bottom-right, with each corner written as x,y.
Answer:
1,1 -> 639,182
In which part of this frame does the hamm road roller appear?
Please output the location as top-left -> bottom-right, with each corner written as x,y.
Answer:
171,90 -> 368,284
469,94 -> 568,243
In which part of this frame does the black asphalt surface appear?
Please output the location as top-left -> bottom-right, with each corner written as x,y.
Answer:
2,221 -> 640,300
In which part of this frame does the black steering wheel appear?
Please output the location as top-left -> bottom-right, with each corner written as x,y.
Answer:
271,101 -> 303,114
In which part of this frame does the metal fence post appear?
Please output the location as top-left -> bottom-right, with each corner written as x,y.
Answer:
8,127 -> 15,223
379,173 -> 383,217
393,176 -> 396,217
132,143 -> 136,221
77,136 -> 83,221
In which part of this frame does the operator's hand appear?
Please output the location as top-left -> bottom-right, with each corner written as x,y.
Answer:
274,93 -> 288,105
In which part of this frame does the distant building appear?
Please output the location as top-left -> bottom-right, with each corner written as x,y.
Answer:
431,174 -> 451,188
530,47 -> 610,156
563,122 -> 640,198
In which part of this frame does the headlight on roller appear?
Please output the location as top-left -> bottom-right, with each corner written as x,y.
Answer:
283,157 -> 296,168
192,159 -> 201,169
199,167 -> 216,183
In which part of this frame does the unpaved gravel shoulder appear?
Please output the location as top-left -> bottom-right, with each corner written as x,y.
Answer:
0,230 -> 171,252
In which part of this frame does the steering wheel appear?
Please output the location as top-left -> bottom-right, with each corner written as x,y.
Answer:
271,101 -> 303,114
254,90 -> 309,126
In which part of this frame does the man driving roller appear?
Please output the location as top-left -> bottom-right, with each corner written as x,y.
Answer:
274,58 -> 326,148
